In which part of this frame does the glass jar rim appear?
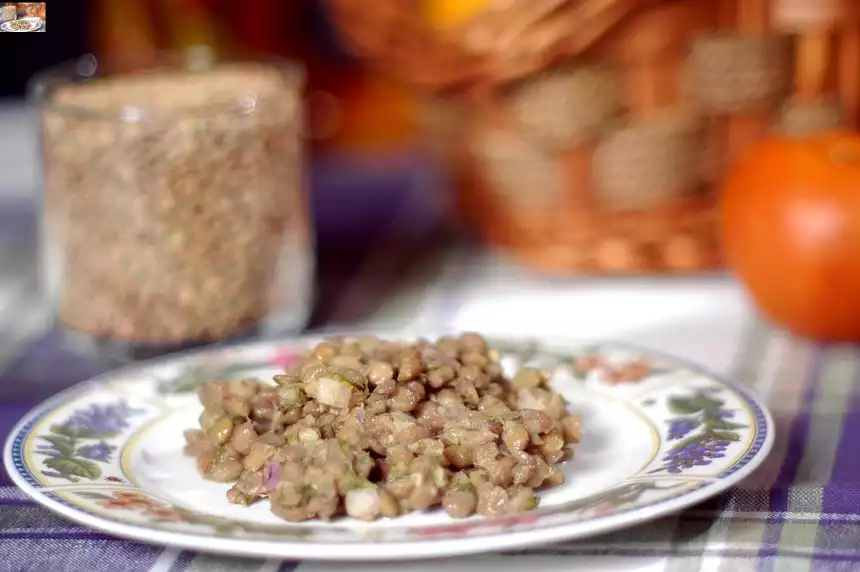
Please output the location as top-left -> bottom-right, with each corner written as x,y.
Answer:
28,49 -> 306,124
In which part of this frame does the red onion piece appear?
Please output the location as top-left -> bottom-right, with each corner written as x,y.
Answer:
376,458 -> 390,479
263,461 -> 281,491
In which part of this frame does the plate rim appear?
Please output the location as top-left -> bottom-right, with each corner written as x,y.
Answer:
3,330 -> 775,561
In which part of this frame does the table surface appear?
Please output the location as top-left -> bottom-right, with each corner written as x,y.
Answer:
1,106 -> 858,571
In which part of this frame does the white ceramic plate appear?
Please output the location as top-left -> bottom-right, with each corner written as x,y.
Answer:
1,17 -> 42,32
4,333 -> 774,561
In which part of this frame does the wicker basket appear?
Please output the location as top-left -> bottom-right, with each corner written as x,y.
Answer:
327,0 -> 860,273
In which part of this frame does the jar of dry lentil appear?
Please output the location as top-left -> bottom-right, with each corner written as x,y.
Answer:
32,52 -> 314,359
1,3 -> 16,21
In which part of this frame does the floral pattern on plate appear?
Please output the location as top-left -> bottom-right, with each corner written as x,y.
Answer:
651,388 -> 747,474
35,401 -> 146,482
4,334 -> 774,561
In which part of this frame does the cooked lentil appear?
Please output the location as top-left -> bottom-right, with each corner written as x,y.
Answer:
184,333 -> 583,522
9,19 -> 34,30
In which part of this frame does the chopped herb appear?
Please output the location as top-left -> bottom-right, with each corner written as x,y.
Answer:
330,373 -> 354,387
452,480 -> 476,494
340,471 -> 373,491
389,463 -> 409,478
234,493 -> 259,506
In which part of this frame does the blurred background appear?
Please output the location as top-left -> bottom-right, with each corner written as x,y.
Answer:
5,4 -> 860,570
0,0 -> 435,219
1,0 -> 449,341
2,0 -> 859,387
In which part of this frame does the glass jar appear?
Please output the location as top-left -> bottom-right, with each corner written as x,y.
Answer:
1,3 -> 17,21
31,52 -> 314,359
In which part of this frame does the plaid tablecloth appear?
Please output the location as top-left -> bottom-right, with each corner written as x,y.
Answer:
1,193 -> 858,571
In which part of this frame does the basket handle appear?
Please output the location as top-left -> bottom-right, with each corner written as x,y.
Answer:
326,0 -> 656,92
458,0 -> 576,54
465,0 -> 655,86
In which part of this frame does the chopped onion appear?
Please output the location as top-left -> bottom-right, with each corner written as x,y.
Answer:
263,461 -> 281,491
315,376 -> 354,409
391,413 -> 416,433
345,487 -> 381,521
517,389 -> 544,411
355,405 -> 366,424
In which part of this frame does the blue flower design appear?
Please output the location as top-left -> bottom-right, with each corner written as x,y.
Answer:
34,442 -> 62,456
77,441 -> 116,462
38,400 -> 146,482
652,389 -> 747,475
667,418 -> 698,440
61,401 -> 143,436
661,440 -> 731,473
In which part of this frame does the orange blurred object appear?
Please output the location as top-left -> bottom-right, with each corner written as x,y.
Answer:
88,0 -> 419,152
423,0 -> 494,28
154,0 -> 218,52
720,131 -> 860,341
93,0 -> 159,65
318,71 -> 419,149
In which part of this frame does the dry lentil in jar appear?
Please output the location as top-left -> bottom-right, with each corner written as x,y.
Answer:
0,4 -> 15,20
38,62 -> 312,349
184,333 -> 583,521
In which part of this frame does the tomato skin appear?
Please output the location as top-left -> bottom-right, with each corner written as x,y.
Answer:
720,131 -> 860,342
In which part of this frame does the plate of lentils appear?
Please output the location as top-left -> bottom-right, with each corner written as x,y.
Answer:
5,331 -> 773,560
1,16 -> 41,32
